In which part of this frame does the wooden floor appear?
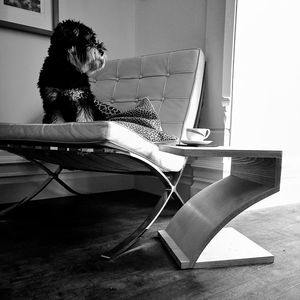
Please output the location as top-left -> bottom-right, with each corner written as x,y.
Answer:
0,190 -> 299,300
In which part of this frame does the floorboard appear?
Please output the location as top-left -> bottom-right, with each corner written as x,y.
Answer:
0,190 -> 299,300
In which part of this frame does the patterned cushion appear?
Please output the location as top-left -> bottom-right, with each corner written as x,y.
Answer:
94,100 -> 121,119
94,97 -> 178,143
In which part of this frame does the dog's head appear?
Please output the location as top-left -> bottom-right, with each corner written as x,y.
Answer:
49,19 -> 106,75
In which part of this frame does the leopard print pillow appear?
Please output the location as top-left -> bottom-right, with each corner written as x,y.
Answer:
94,100 -> 120,119
94,97 -> 178,143
110,98 -> 178,144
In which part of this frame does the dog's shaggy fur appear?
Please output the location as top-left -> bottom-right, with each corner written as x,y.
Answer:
38,19 -> 107,123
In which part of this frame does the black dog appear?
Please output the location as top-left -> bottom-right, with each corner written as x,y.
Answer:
38,19 -> 107,123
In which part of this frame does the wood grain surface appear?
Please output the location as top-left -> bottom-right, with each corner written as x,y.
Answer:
0,190 -> 299,299
159,145 -> 282,158
158,146 -> 282,269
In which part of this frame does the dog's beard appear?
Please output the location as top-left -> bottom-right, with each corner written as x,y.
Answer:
68,46 -> 105,75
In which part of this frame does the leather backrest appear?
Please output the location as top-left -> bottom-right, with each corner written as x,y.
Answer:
90,48 -> 205,139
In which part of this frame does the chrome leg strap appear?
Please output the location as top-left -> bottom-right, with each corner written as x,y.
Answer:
101,189 -> 173,260
100,153 -> 186,260
31,159 -> 83,196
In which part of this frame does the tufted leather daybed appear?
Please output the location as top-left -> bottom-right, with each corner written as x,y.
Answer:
0,48 -> 205,259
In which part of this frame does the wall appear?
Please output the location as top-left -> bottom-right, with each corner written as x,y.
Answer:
0,29 -> 48,123
199,0 -> 226,144
59,0 -> 135,60
135,0 -> 207,56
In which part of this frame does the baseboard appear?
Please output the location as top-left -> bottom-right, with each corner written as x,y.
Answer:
134,175 -> 164,196
0,151 -> 135,204
133,174 -> 192,204
0,154 -> 225,205
0,151 -> 26,164
134,157 -> 224,201
0,171 -> 135,204
189,157 -> 224,196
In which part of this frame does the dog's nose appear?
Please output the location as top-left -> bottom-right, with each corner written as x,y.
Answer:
97,41 -> 106,55
99,52 -> 106,64
99,56 -> 105,68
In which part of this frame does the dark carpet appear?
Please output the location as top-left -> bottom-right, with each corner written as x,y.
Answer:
0,190 -> 299,299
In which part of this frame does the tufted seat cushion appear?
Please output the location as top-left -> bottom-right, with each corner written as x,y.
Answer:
0,121 -> 185,172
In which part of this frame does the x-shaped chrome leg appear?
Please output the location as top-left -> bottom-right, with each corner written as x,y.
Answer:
0,159 -> 83,217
